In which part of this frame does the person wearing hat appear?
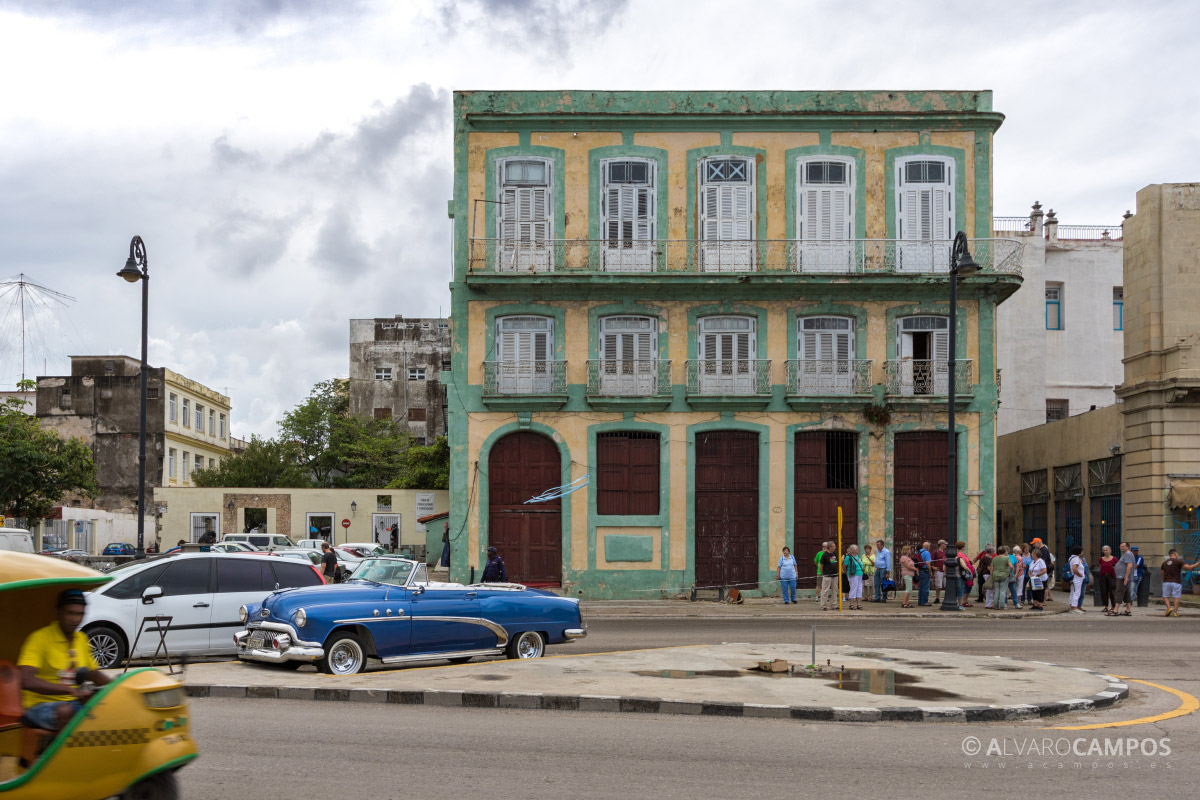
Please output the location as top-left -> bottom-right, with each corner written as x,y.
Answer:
481,546 -> 507,583
17,589 -> 112,733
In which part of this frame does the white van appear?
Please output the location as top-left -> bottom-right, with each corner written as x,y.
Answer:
220,533 -> 294,551
0,528 -> 35,553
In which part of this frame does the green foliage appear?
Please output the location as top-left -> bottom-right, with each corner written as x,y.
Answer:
191,436 -> 309,489
388,436 -> 449,490
278,379 -> 348,487
0,380 -> 98,518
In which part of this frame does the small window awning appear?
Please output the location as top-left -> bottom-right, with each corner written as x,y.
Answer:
1169,479 -> 1200,509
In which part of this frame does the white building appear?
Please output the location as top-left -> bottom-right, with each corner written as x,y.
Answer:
995,204 -> 1126,436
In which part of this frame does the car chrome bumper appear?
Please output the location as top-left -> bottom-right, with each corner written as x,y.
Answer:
563,628 -> 587,640
234,628 -> 324,663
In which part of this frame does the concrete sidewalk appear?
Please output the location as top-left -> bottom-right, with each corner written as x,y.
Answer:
183,644 -> 1126,723
580,596 -> 1078,619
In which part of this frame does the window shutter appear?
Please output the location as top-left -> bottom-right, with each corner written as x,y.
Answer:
629,436 -> 660,515
933,330 -> 949,362
701,185 -> 720,241
835,330 -> 851,362
735,332 -> 750,362
901,188 -> 921,241
801,330 -> 818,360
532,331 -> 548,363
731,185 -> 752,240
702,333 -> 717,361
931,186 -> 948,239
596,435 -> 629,516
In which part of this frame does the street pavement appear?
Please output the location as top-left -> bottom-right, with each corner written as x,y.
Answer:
178,609 -> 1199,797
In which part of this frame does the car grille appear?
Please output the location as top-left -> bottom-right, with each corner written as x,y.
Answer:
246,629 -> 282,650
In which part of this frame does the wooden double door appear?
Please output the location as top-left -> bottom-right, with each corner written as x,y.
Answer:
694,430 -> 760,590
793,431 -> 858,586
487,432 -> 562,587
893,431 -> 949,555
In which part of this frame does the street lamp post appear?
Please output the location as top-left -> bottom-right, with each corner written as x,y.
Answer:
117,236 -> 150,559
940,231 -> 979,612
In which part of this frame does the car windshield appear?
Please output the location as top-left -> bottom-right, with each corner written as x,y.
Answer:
350,559 -> 415,586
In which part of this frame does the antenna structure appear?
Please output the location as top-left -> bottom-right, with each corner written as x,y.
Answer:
0,274 -> 76,384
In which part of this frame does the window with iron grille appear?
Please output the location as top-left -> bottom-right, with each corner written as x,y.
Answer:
1021,469 -> 1049,544
408,407 -> 426,422
596,431 -> 660,516
374,407 -> 392,420
1046,399 -> 1069,422
795,430 -> 857,490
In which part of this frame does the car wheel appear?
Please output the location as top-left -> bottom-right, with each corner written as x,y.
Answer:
318,633 -> 366,675
506,631 -> 545,660
446,656 -> 473,665
87,625 -> 126,669
120,771 -> 179,800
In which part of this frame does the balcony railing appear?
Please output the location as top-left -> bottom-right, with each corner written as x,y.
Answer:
884,360 -> 973,397
483,360 -> 567,396
786,359 -> 874,396
685,359 -> 772,396
586,359 -> 672,398
468,238 -> 1023,276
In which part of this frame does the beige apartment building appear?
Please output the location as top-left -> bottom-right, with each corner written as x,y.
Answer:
162,370 -> 232,488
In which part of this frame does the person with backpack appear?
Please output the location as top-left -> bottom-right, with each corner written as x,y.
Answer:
1067,545 -> 1087,613
843,544 -> 864,610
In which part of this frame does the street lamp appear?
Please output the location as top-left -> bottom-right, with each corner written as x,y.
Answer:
940,231 -> 979,612
117,236 -> 150,559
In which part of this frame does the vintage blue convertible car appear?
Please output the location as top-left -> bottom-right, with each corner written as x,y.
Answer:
233,557 -> 586,675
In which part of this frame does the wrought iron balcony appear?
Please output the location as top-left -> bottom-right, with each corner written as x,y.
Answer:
884,359 -> 974,397
482,360 -> 567,397
785,359 -> 874,396
586,359 -> 672,398
467,238 -> 1023,276
685,359 -> 772,396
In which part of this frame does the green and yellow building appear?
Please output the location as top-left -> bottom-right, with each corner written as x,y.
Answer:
446,90 -> 1022,598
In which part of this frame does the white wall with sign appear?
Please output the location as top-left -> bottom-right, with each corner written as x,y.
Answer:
415,493 -> 436,532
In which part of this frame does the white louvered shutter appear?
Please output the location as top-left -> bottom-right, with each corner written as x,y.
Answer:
933,328 -> 950,394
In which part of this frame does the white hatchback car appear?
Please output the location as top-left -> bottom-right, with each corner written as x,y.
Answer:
82,552 -> 326,668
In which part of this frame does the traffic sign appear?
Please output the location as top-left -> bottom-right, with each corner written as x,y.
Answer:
341,519 -> 351,529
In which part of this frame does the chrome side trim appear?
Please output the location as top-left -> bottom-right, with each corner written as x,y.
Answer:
379,647 -> 504,665
412,615 -> 509,647
333,616 -> 407,624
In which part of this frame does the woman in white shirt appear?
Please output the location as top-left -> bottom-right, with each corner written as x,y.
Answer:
1067,545 -> 1087,613
1028,553 -> 1048,611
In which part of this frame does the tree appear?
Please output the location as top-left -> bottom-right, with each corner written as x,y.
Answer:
332,416 -> 413,489
191,436 -> 308,488
278,379 -> 348,486
0,381 -> 98,519
388,436 -> 449,490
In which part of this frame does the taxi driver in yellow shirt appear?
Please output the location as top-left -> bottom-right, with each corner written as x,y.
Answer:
17,589 -> 112,731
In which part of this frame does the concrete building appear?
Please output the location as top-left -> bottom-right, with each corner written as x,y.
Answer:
156,486 -> 449,560
1117,183 -> 1200,566
36,356 -> 232,512
995,204 -> 1125,436
0,390 -> 35,415
349,316 -> 450,444
446,90 -> 1023,598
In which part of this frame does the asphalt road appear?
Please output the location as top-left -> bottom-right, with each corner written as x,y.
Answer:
180,614 -> 1199,798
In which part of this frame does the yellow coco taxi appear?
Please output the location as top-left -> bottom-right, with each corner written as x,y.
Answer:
0,552 -> 196,799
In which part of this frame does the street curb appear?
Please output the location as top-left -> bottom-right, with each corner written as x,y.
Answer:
183,665 -> 1128,724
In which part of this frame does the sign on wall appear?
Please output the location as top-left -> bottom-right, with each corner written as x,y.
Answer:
415,493 -> 436,532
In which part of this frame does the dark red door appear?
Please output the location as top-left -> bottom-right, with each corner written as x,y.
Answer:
488,432 -> 562,586
695,430 -> 759,589
794,431 -> 858,587
893,431 -> 949,555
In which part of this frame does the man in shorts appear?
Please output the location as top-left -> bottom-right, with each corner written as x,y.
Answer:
1115,542 -> 1136,615
1161,549 -> 1185,617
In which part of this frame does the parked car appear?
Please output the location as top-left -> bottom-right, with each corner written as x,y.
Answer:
82,552 -> 327,668
0,527 -> 35,553
295,539 -> 327,549
54,548 -> 92,560
235,557 -> 586,675
220,533 -> 295,551
210,541 -> 258,553
102,542 -> 137,556
339,543 -> 386,558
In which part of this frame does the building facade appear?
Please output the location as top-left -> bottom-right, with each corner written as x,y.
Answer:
995,205 -> 1125,435
36,356 -> 231,512
446,90 -> 1022,598
349,316 -> 450,444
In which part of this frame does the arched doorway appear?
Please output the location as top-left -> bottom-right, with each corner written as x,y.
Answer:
487,432 -> 563,587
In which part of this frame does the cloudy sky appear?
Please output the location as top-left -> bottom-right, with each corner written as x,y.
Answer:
1,0 -> 1196,437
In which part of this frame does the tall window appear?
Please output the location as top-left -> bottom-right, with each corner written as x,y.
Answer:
1113,286 -> 1123,331
698,156 -> 755,271
896,315 -> 949,395
796,316 -> 856,394
1021,470 -> 1049,544
1046,399 -> 1069,422
169,393 -> 178,423
1046,283 -> 1063,330
195,404 -> 204,431
896,156 -> 954,271
168,448 -> 177,479
494,315 -> 554,393
796,158 -> 854,272
219,413 -> 226,439
182,451 -> 190,480
697,315 -> 757,394
596,431 -> 660,515
182,399 -> 190,428
602,158 -> 656,272
497,157 -> 553,271
209,409 -> 215,435
599,315 -> 658,395
195,454 -> 204,475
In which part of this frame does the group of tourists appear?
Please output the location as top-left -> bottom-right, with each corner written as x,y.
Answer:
774,538 -> 1197,614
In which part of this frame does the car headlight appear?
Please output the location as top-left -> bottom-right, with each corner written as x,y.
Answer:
239,605 -> 248,624
143,688 -> 185,709
295,608 -> 307,628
